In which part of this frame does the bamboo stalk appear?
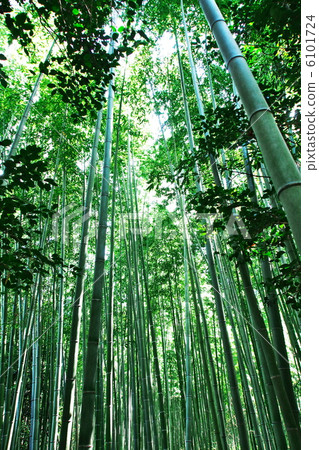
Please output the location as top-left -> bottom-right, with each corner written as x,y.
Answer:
59,105 -> 103,450
49,168 -> 66,450
199,0 -> 301,250
1,40 -> 56,167
78,40 -> 115,448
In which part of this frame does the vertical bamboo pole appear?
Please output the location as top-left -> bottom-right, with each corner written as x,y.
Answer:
1,40 -> 55,165
50,168 -> 66,450
59,106 -> 103,450
199,0 -> 301,250
78,40 -> 115,448
174,32 -> 250,448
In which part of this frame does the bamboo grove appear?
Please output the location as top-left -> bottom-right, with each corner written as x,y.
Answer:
0,0 -> 301,448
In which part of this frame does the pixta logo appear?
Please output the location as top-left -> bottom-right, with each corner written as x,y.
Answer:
118,210 -> 251,240
51,205 -> 251,245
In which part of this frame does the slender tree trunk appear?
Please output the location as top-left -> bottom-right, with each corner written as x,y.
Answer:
183,240 -> 192,450
237,257 -> 300,449
174,31 -> 250,448
59,105 -> 103,450
29,284 -> 41,450
104,116 -> 118,450
78,41 -> 115,448
50,168 -> 66,450
126,147 -> 155,449
188,254 -> 228,450
1,40 -> 55,167
241,145 -> 300,429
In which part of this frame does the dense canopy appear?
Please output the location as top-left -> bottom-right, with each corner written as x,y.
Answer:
0,0 -> 300,449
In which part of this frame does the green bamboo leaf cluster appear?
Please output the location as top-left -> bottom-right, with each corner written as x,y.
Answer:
0,0 -> 300,448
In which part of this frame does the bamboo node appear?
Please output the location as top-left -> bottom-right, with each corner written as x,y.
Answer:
210,18 -> 225,30
226,54 -> 245,69
277,181 -> 301,198
249,107 -> 271,123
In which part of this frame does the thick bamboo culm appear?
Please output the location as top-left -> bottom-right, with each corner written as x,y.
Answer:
199,0 -> 301,251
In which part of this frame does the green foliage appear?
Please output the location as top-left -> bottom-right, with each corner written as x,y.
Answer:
0,52 -> 8,87
0,145 -> 61,289
0,1 -> 301,448
270,260 -> 301,312
193,100 -> 250,160
1,0 -> 148,118
5,11 -> 35,49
